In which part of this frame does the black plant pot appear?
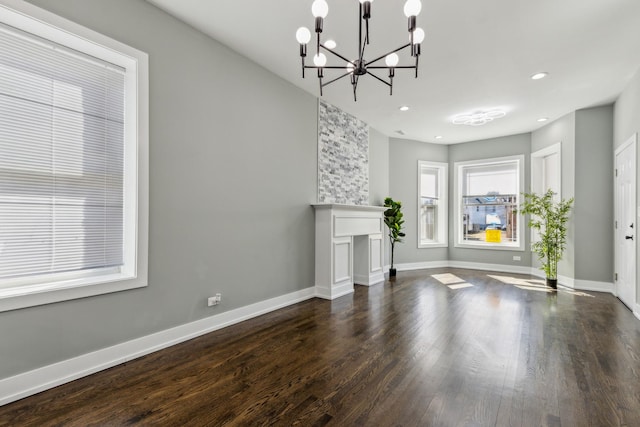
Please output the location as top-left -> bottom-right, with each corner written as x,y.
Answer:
389,268 -> 397,278
546,278 -> 558,289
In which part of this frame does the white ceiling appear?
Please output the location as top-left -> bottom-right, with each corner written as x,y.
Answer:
146,0 -> 640,144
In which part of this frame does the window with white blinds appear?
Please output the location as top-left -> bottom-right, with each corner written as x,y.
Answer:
454,155 -> 525,250
0,1 -> 148,312
0,24 -> 125,284
418,161 -> 447,247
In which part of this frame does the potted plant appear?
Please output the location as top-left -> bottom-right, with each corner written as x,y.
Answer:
519,189 -> 574,288
384,197 -> 406,277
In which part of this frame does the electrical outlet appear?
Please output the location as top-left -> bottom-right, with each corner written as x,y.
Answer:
207,293 -> 222,307
513,255 -> 521,261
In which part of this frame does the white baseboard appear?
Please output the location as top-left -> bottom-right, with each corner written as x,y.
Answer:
394,261 -> 449,271
448,261 -> 532,276
0,287 -> 315,407
572,279 -> 615,293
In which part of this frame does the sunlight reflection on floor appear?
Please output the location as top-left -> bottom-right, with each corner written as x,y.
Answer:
487,275 -> 594,297
431,273 -> 465,284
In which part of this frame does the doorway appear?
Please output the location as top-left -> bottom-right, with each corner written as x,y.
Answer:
614,134 -> 637,310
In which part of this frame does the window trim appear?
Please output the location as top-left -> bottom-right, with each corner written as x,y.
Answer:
453,155 -> 525,251
0,0 -> 149,312
531,142 -> 562,244
417,160 -> 448,248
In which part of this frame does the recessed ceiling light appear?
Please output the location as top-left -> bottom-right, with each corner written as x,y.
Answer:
399,106 -> 409,111
434,135 -> 443,140
324,39 -> 337,49
452,110 -> 506,126
537,117 -> 549,122
531,72 -> 548,80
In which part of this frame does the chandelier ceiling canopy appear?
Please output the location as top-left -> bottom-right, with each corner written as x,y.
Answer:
296,0 -> 424,101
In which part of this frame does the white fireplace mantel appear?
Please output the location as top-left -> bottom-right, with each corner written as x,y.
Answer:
312,204 -> 386,299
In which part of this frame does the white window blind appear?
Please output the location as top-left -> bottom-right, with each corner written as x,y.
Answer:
462,162 -> 517,196
420,167 -> 438,199
0,23 -> 126,285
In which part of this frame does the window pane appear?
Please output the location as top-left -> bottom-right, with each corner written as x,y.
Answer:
420,201 -> 437,242
420,167 -> 438,198
462,163 -> 517,195
461,195 -> 518,244
0,23 -> 125,284
419,162 -> 447,246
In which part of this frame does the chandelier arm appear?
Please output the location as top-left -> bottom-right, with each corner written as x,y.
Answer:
365,43 -> 411,67
305,66 -> 351,69
366,70 -> 391,88
321,45 -> 353,64
359,33 -> 368,64
321,72 -> 352,88
367,65 -> 416,69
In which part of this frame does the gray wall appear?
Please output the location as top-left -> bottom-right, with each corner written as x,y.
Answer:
448,134 -> 532,267
574,106 -> 614,282
0,0 -> 318,380
531,112 -> 576,278
614,67 -> 640,305
389,138 -> 448,264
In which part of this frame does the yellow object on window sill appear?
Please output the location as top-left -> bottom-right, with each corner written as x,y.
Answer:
485,229 -> 502,243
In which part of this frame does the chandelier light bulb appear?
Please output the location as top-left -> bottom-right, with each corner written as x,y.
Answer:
412,27 -> 425,44
324,39 -> 337,49
359,0 -> 375,3
404,0 -> 422,17
346,61 -> 355,73
385,53 -> 399,67
313,53 -> 327,67
295,27 -> 311,44
311,0 -> 329,18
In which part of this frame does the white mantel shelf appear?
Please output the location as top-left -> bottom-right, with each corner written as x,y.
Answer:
312,204 -> 386,300
312,204 -> 387,212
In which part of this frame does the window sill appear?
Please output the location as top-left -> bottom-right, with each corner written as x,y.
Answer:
0,273 -> 147,313
418,242 -> 448,248
455,242 -> 524,251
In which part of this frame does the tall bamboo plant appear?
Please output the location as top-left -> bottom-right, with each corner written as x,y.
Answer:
384,197 -> 405,277
519,189 -> 574,287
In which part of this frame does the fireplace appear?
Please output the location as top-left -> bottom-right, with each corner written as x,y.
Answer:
312,204 -> 386,299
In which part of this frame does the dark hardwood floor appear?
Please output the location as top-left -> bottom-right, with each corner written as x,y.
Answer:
2,268 -> 640,426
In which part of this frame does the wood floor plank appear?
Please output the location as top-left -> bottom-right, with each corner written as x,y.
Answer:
2,268 -> 640,426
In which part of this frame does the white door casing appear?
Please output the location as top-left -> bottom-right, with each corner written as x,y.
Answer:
614,134 -> 637,309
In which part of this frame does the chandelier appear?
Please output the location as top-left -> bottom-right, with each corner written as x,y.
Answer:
295,0 -> 424,101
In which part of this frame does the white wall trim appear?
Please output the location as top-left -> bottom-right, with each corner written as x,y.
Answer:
0,287 -> 315,407
448,261 -> 532,276
572,279 -> 615,293
394,261 -> 450,271
635,305 -> 640,321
